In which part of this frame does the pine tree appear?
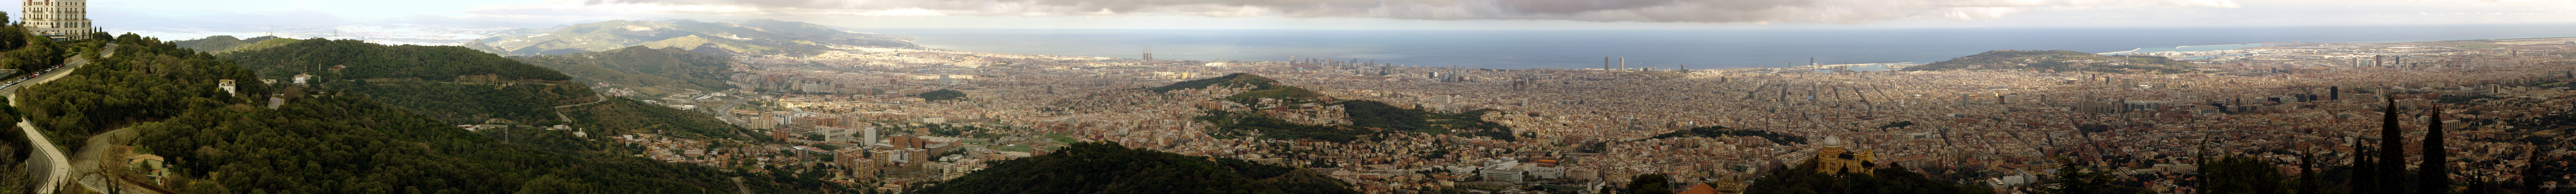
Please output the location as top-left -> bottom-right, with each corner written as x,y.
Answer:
2421,107 -> 2448,194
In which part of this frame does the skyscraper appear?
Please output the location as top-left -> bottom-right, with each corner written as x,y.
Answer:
20,0 -> 95,39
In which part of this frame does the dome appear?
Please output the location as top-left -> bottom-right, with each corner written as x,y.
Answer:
1821,136 -> 1844,147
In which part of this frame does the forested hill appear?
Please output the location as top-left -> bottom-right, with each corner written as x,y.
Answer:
18,33 -> 834,194
1903,50 -> 2201,73
221,38 -> 749,140
512,46 -> 738,94
223,38 -> 572,82
917,142 -> 1361,194
1148,73 -> 1279,92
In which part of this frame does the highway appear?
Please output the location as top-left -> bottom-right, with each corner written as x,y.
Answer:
11,43 -> 115,194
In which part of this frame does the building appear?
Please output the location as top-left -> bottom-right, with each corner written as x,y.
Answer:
1814,136 -> 1875,175
217,79 -> 237,95
818,126 -> 859,142
904,148 -> 930,171
1481,164 -> 1526,184
20,0 -> 94,39
862,126 -> 880,144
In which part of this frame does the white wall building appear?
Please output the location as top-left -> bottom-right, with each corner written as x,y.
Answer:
21,0 -> 95,39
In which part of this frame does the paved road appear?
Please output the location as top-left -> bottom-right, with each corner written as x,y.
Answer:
16,121 -> 65,193
11,43 -> 116,194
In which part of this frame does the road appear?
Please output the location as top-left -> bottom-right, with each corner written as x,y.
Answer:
10,43 -> 115,194
65,126 -> 144,194
552,95 -> 610,123
16,121 -> 65,193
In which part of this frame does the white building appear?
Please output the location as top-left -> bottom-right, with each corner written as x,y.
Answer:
20,0 -> 94,39
1481,164 -> 1526,184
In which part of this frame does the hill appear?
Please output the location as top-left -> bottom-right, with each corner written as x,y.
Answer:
1196,99 -> 1516,142
1166,73 -> 1516,142
1903,50 -> 2201,73
223,38 -> 750,140
1147,73 -> 1279,92
19,33 -> 836,194
511,46 -> 739,96
224,38 -> 571,82
467,19 -> 915,56
915,142 -> 1359,194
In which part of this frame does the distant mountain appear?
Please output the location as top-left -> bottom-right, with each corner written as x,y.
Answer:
917,142 -> 1360,194
512,46 -> 739,95
467,19 -> 915,56
1904,50 -> 2202,73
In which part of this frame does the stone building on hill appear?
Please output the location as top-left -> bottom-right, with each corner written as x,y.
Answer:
1815,136 -> 1877,175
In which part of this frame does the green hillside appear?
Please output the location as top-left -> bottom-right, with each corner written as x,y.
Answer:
1148,73 -> 1279,92
225,38 -> 571,82
512,46 -> 738,95
224,38 -> 748,139
1166,73 -> 1515,142
1196,100 -> 1515,142
916,142 -> 1360,194
19,33 -> 836,194
1904,50 -> 2201,73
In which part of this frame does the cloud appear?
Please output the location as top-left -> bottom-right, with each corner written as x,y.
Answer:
471,0 -> 2245,23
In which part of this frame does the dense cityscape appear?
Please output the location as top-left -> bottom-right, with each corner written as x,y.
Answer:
609,36 -> 2576,193
4,0 -> 2576,193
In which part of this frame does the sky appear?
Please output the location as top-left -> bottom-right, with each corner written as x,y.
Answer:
26,0 -> 2576,44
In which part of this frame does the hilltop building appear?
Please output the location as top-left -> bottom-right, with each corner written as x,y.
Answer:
1814,136 -> 1875,175
21,0 -> 95,39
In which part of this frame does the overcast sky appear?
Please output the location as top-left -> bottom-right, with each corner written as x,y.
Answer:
48,0 -> 2576,29
33,0 -> 2576,45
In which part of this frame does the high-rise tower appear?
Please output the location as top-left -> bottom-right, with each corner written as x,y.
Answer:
21,0 -> 95,39
1141,46 -> 1155,65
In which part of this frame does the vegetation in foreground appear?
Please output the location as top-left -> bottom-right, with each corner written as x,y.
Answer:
917,141 -> 1360,194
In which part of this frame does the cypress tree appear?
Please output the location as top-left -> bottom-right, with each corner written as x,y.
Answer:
2379,97 -> 2408,193
2421,107 -> 2447,194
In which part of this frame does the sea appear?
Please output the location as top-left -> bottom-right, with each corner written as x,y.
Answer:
856,23 -> 2576,70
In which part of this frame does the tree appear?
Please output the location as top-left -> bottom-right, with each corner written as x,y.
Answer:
2201,155 -> 2287,194
2421,108 -> 2448,194
1628,174 -> 1674,194
2045,166 -> 2140,194
2299,152 -> 2319,194
2378,98 -> 2408,194
918,89 -> 965,101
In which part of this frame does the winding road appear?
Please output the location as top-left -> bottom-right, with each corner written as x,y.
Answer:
9,43 -> 115,194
